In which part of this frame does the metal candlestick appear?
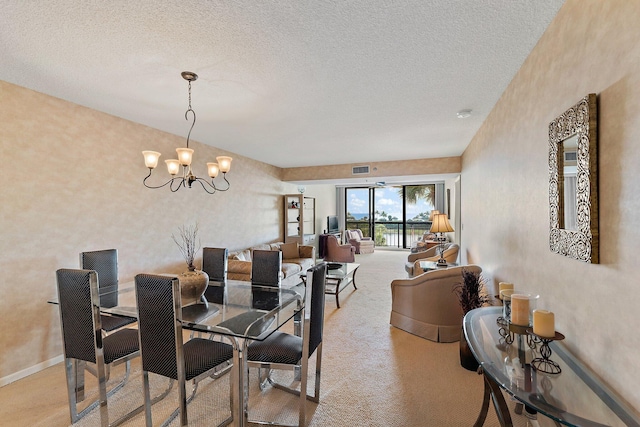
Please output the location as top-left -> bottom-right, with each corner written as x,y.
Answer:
526,329 -> 565,374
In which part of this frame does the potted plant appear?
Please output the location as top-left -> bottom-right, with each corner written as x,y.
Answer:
173,223 -> 208,307
453,268 -> 491,371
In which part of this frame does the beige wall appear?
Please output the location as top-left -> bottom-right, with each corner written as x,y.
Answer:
461,0 -> 640,408
282,156 -> 460,182
0,80 -> 335,382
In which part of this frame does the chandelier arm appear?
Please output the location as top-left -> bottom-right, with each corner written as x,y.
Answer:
143,169 -> 178,190
215,173 -> 231,191
169,177 -> 186,192
192,177 -> 218,194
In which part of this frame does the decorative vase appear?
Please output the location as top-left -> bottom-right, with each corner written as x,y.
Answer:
179,267 -> 209,307
460,327 -> 479,372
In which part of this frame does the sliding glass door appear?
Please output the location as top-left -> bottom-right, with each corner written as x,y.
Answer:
345,187 -> 373,238
345,184 -> 438,249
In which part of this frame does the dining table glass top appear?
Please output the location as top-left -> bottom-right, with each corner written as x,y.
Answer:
464,307 -> 640,427
50,278 -> 305,342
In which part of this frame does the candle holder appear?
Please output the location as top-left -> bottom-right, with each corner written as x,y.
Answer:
498,322 -> 513,345
509,322 -> 530,335
496,289 -> 515,327
496,296 -> 508,327
498,320 -> 529,345
526,329 -> 565,374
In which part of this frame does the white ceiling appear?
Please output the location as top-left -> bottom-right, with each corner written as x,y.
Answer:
1,1 -> 564,169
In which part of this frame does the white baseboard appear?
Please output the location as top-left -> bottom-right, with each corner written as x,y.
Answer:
0,355 -> 64,387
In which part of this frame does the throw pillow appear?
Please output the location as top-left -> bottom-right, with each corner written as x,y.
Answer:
280,242 -> 299,260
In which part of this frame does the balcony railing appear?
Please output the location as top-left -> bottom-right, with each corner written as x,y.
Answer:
345,220 -> 432,248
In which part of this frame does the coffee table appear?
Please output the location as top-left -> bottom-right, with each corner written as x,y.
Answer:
324,262 -> 359,308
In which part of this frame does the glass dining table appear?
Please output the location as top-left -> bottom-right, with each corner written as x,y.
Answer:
50,277 -> 305,427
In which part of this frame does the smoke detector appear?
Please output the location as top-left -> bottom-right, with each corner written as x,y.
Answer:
456,109 -> 472,119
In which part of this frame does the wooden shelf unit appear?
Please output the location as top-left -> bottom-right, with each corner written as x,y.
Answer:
284,194 -> 315,245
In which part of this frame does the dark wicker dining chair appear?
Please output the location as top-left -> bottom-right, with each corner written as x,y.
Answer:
80,249 -> 136,332
247,263 -> 327,426
251,249 -> 282,287
134,273 -> 235,427
56,268 -> 140,427
202,247 -> 228,304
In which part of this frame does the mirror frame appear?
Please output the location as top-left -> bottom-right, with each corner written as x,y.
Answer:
548,93 -> 598,263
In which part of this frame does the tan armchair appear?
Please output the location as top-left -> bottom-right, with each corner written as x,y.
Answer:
344,229 -> 375,254
405,243 -> 459,277
390,265 -> 482,342
323,234 -> 355,263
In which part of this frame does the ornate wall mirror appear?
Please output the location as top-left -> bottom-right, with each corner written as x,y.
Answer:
548,93 -> 598,263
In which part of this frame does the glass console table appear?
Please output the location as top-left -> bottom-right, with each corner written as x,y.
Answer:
464,307 -> 640,427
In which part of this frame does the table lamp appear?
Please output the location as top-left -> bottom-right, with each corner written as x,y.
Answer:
429,213 -> 454,266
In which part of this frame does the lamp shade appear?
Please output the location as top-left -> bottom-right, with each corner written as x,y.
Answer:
429,209 -> 440,221
430,214 -> 454,233
165,159 -> 181,176
142,151 -> 161,169
207,162 -> 220,178
176,148 -> 194,166
216,156 -> 232,173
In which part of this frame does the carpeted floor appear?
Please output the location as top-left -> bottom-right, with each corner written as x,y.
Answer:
0,249 -> 535,426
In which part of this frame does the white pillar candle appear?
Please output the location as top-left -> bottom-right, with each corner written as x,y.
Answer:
498,282 -> 514,299
510,294 -> 530,326
533,309 -> 555,338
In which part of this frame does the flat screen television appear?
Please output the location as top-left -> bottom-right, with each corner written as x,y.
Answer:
327,215 -> 339,234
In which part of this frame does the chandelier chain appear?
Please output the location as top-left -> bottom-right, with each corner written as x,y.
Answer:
188,80 -> 192,110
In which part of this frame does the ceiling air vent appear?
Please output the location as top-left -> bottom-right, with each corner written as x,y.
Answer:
352,165 -> 370,175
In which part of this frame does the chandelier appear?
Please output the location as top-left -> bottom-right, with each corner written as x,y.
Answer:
142,71 -> 232,194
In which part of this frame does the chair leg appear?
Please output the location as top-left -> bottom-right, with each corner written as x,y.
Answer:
257,367 -> 271,390
179,379 -> 188,426
312,343 -> 322,403
65,358 -> 81,423
143,371 -> 153,427
65,358 -> 110,427
73,359 -> 86,403
66,357 -> 145,426
141,373 -> 177,427
96,357 -> 109,427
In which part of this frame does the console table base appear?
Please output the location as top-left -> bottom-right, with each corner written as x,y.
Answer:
475,367 -> 513,427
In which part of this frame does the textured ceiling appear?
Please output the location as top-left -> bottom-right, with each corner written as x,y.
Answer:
0,0 -> 564,169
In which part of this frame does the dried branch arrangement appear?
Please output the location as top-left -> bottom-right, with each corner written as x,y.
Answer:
172,223 -> 201,270
454,268 -> 491,314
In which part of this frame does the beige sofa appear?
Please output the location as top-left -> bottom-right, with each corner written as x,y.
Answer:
227,241 -> 316,288
390,264 -> 482,342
